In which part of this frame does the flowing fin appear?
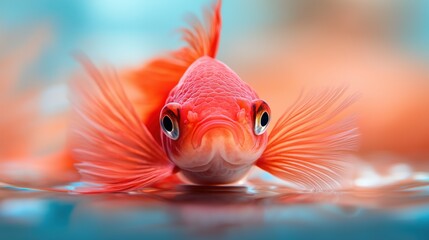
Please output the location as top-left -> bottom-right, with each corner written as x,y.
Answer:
124,0 -> 222,142
71,55 -> 175,193
257,87 -> 359,191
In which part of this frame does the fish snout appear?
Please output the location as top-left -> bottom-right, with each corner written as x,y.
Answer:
191,116 -> 245,149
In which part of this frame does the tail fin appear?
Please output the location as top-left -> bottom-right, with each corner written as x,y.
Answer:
124,0 -> 222,143
257,87 -> 360,191
71,55 -> 174,193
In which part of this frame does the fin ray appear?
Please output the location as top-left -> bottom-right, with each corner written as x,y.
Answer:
257,87 -> 359,191
71,56 -> 174,193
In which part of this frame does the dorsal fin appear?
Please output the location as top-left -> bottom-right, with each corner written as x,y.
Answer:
124,0 -> 222,143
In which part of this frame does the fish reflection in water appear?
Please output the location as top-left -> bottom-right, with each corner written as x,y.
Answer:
1,179 -> 429,239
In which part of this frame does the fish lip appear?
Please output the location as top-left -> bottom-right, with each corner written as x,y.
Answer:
191,115 -> 245,149
177,155 -> 254,173
178,159 -> 254,185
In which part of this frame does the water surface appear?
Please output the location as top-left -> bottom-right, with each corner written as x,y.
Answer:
1,180 -> 428,239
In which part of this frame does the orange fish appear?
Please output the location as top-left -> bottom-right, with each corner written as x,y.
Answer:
72,0 -> 358,193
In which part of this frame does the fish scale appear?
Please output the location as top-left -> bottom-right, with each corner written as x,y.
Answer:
169,56 -> 258,118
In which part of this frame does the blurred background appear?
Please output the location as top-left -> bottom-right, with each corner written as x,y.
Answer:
0,0 -> 429,187
1,1 -> 429,239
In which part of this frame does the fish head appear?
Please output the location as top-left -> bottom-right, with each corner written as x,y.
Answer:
159,57 -> 271,184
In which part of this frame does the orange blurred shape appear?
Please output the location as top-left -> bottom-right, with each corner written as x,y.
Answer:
0,25 -> 77,186
240,0 -> 429,170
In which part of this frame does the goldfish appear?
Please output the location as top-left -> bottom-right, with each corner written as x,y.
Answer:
72,0 -> 358,193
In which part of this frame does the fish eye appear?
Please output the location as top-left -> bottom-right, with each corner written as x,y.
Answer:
161,114 -> 179,140
160,103 -> 181,140
260,111 -> 269,127
253,100 -> 271,135
162,115 -> 174,132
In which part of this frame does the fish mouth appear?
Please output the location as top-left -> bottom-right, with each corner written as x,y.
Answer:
179,158 -> 253,184
168,116 -> 260,178
178,154 -> 254,173
191,116 -> 245,149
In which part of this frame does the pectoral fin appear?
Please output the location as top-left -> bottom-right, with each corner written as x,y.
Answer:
257,87 -> 359,191
71,56 -> 175,193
